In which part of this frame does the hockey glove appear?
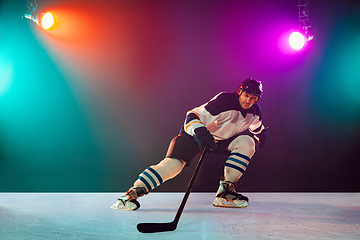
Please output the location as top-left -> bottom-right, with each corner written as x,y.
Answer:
255,127 -> 269,149
193,127 -> 217,153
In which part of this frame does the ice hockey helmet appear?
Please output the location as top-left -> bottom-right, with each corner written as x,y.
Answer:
237,78 -> 263,99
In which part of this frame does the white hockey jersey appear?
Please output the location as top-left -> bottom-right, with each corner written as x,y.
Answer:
183,92 -> 264,141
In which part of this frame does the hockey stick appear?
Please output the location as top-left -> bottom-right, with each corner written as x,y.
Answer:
137,148 -> 208,233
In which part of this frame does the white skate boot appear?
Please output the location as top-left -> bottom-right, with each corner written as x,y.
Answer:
213,178 -> 248,208
111,186 -> 148,211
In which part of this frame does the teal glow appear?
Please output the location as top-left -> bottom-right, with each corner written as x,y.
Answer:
312,12 -> 360,122
337,33 -> 360,104
0,58 -> 13,96
0,1 -> 104,191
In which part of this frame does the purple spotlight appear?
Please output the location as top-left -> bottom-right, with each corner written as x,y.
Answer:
289,31 -> 306,50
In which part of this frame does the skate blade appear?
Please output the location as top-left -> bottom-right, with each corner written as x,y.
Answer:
213,198 -> 248,209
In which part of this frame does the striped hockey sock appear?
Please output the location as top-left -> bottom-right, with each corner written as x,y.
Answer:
134,158 -> 185,192
224,151 -> 251,183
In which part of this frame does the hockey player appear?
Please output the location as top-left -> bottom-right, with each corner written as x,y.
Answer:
111,78 -> 269,211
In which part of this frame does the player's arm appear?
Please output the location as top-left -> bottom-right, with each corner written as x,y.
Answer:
184,112 -> 204,135
184,92 -> 226,136
250,122 -> 269,149
183,101 -> 218,152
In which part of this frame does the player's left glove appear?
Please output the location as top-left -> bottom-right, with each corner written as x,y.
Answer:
255,127 -> 269,149
193,127 -> 217,153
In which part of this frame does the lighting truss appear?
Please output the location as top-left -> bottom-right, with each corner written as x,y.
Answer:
297,0 -> 314,41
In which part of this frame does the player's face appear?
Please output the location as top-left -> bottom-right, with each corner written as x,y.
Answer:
239,92 -> 258,109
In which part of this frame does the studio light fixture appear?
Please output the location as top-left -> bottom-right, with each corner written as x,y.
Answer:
288,0 -> 314,51
23,0 -> 58,30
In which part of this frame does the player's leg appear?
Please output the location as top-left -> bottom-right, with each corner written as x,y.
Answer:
213,135 -> 256,208
112,132 -> 200,211
112,157 -> 186,211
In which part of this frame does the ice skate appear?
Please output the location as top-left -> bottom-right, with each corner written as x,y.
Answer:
213,178 -> 248,208
111,186 -> 148,211
111,196 -> 140,211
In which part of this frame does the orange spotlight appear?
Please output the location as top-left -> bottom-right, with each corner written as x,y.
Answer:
39,12 -> 58,30
23,0 -> 58,31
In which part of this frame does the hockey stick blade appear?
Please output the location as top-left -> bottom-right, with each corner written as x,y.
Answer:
137,221 -> 177,233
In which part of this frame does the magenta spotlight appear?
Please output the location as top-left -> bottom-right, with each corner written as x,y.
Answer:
289,31 -> 306,50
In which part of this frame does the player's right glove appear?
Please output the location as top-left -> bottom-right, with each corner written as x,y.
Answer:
193,127 -> 217,153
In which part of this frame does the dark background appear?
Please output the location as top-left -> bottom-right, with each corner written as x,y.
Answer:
0,0 -> 359,193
